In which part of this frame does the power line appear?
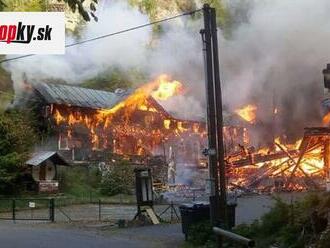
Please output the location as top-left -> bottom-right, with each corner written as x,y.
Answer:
0,9 -> 202,64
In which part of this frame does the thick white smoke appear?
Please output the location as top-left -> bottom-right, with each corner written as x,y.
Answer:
5,1 -> 151,93
220,0 -> 330,137
5,0 -> 206,121
5,0 -> 330,137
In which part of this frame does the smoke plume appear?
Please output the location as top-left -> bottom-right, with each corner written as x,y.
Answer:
220,0 -> 330,139
5,0 -> 330,140
5,1 -> 151,93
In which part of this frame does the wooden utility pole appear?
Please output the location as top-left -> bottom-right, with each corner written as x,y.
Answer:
201,4 -> 221,226
201,3 -> 227,234
210,7 -> 227,222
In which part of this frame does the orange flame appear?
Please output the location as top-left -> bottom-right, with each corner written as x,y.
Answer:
54,109 -> 65,125
235,104 -> 257,124
96,74 -> 183,126
51,74 -> 200,155
151,74 -> 182,101
229,136 -> 324,192
164,119 -> 171,129
323,112 -> 330,126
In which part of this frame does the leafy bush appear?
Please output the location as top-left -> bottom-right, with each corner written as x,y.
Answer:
231,193 -> 330,248
0,153 -> 22,194
184,193 -> 330,248
100,160 -> 134,196
187,220 -> 215,247
58,166 -> 102,198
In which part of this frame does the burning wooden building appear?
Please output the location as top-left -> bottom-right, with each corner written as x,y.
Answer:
29,75 -> 201,164
27,74 -> 248,168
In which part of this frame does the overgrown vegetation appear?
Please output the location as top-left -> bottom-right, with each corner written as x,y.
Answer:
187,220 -> 215,247
58,166 -> 102,198
57,160 -> 135,198
230,194 -> 327,248
186,193 -> 330,248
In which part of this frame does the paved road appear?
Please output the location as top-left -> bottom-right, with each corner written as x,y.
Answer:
0,222 -> 184,248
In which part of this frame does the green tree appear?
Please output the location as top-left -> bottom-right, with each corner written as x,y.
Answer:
100,160 -> 134,196
203,0 -> 229,25
62,0 -> 98,22
0,0 -> 5,11
82,67 -> 146,91
0,111 -> 37,194
0,63 -> 14,112
1,0 -> 97,21
129,0 -> 232,36
3,0 -> 45,11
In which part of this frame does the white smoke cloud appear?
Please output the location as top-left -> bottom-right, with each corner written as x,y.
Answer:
220,0 -> 330,136
5,0 -> 206,121
5,0 -> 330,137
5,1 -> 151,93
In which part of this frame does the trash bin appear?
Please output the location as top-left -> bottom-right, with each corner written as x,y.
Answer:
179,202 -> 210,240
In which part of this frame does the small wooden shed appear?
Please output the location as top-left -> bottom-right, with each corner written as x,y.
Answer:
26,151 -> 70,193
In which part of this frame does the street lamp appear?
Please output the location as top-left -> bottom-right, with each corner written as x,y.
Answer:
323,64 -> 330,91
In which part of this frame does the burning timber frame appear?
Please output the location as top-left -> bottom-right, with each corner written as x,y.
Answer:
228,127 -> 330,192
27,82 -> 251,174
32,83 -> 210,164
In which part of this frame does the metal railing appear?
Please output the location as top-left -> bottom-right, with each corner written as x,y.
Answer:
213,227 -> 255,247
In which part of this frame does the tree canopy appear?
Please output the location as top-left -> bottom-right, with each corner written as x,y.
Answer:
62,0 -> 98,22
2,0 -> 45,11
0,0 -> 97,21
82,67 -> 147,91
0,111 -> 37,194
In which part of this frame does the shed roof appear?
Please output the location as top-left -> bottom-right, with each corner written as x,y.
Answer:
26,151 -> 70,166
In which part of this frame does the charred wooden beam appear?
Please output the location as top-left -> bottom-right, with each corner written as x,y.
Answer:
227,150 -> 298,167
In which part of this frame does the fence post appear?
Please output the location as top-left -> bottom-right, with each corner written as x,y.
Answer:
170,201 -> 173,222
12,199 -> 15,223
98,199 -> 101,221
50,198 -> 55,222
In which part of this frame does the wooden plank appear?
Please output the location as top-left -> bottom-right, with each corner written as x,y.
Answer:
227,150 -> 297,167
146,208 -> 160,225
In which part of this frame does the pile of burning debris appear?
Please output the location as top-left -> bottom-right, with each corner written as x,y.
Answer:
226,127 -> 327,193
